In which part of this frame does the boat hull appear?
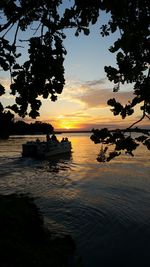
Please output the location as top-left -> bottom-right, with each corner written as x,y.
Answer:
22,141 -> 72,158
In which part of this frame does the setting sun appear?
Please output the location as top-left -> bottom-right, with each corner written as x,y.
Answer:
63,125 -> 70,130
58,120 -> 77,130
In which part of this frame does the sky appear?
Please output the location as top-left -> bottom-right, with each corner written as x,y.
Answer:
0,5 -> 149,131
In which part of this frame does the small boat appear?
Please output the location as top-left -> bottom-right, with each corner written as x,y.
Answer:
22,138 -> 72,158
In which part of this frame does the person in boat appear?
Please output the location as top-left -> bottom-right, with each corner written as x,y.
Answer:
61,137 -> 69,142
46,133 -> 50,142
51,134 -> 59,143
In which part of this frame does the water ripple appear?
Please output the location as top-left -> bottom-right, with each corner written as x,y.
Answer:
0,135 -> 150,267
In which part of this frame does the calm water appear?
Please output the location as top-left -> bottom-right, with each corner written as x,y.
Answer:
0,133 -> 150,266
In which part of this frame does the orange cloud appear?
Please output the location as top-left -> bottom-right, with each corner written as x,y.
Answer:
0,76 -> 11,90
61,78 -> 134,108
39,78 -> 148,130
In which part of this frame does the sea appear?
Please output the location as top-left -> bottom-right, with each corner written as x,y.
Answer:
0,133 -> 150,267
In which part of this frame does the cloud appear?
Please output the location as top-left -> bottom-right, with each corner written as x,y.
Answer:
0,76 -> 10,90
1,74 -> 143,130
80,88 -> 134,108
0,76 -> 13,102
62,111 -> 90,118
62,78 -> 134,109
84,78 -> 106,86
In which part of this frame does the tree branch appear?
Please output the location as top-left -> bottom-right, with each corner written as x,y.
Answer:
127,112 -> 146,130
0,19 -> 14,32
146,114 -> 150,120
2,23 -> 14,38
30,23 -> 42,35
13,22 -> 20,46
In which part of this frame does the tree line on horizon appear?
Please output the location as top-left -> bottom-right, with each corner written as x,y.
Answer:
0,115 -> 53,139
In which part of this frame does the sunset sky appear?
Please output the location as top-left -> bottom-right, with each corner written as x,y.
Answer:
0,8 -> 149,131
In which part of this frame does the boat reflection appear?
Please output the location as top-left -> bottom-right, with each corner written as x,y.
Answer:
44,153 -> 73,173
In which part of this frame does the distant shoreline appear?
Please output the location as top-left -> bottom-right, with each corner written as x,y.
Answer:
9,128 -> 150,136
6,128 -> 150,138
55,128 -> 150,134
54,130 -> 92,134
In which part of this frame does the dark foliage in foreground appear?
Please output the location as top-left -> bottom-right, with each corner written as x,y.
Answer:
91,128 -> 150,161
0,103 -> 14,138
0,194 -> 75,267
0,0 -> 149,118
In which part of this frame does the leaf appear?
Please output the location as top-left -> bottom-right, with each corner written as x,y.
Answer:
0,84 -> 5,96
6,104 -> 19,113
107,98 -> 116,106
75,31 -> 79,37
83,28 -> 90,35
144,139 -> 150,150
0,103 -> 4,112
135,135 -> 148,142
113,83 -> 120,92
13,64 -> 22,69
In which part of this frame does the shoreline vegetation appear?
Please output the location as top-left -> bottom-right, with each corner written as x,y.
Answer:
0,116 -> 149,139
11,128 -> 150,135
0,194 -> 75,267
55,128 -> 150,134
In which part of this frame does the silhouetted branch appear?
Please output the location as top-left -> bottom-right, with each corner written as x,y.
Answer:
13,22 -> 20,46
2,23 -> 14,38
146,114 -> 150,120
0,19 -> 14,32
19,39 -> 30,42
127,113 -> 146,130
41,24 -> 44,39
31,23 -> 42,35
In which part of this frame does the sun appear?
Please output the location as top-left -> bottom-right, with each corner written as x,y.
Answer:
65,126 -> 70,130
55,116 -> 79,130
59,121 -> 75,130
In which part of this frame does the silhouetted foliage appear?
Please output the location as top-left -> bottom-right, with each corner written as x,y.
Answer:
0,104 -> 14,139
0,0 -> 66,118
11,120 -> 54,135
91,128 -> 150,162
0,0 -> 149,159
